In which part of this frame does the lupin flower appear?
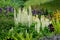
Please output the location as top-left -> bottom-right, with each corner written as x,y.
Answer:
41,15 -> 50,30
17,8 -> 21,23
0,8 -> 2,13
32,10 -> 36,15
41,15 -> 45,30
9,7 -> 14,12
33,15 -> 40,33
14,8 -> 18,24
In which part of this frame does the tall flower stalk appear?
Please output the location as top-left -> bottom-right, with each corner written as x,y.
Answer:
28,6 -> 33,27
14,8 -> 18,25
41,15 -> 51,30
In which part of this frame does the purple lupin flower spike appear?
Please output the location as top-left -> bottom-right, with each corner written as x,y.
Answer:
9,7 -> 14,12
32,10 -> 36,15
0,8 -> 2,13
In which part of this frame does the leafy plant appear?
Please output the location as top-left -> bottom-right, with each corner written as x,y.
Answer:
52,18 -> 60,34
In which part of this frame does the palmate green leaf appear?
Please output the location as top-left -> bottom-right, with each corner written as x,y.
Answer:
24,0 -> 54,7
0,0 -> 7,6
12,35 -> 18,40
0,0 -> 5,7
0,0 -> 13,7
11,0 -> 24,8
0,0 -> 25,8
17,33 -> 25,40
25,33 -> 33,40
26,33 -> 30,40
29,33 -> 33,40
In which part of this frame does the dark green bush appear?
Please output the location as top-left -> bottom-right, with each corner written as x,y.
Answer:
0,14 -> 14,39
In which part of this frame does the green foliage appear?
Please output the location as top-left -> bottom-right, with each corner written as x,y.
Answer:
52,19 -> 60,34
6,22 -> 51,40
0,13 -> 14,40
24,0 -> 54,7
0,13 -> 55,40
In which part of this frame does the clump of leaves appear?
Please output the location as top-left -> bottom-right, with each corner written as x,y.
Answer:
52,18 -> 60,34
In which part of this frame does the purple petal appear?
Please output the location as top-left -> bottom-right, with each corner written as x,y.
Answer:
0,8 -> 2,13
32,10 -> 36,15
